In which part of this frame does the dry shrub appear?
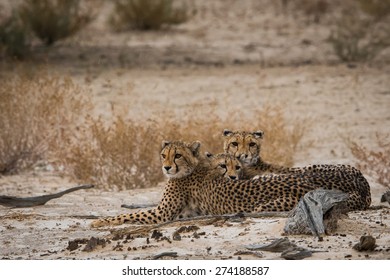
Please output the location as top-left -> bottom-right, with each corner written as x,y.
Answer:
62,105 -> 305,190
355,0 -> 390,21
329,15 -> 390,62
0,11 -> 30,59
286,0 -> 330,23
109,0 -> 189,31
0,70 -> 304,190
60,116 -> 164,190
328,0 -> 390,62
349,134 -> 390,188
19,0 -> 94,46
0,72 -> 91,174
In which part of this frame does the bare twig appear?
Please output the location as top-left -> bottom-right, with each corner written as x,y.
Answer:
152,252 -> 178,260
109,212 -> 289,237
234,250 -> 263,258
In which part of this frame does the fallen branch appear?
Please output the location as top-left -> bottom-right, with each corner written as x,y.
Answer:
0,184 -> 94,208
283,189 -> 348,239
152,252 -> 178,260
234,250 -> 263,258
109,212 -> 289,237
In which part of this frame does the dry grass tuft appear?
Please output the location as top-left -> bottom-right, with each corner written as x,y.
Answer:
0,11 -> 30,59
0,71 -> 91,174
109,0 -> 189,31
19,0 -> 94,46
349,133 -> 390,188
61,105 -> 305,190
328,0 -> 390,62
355,0 -> 390,21
329,15 -> 390,62
0,73 -> 305,190
287,0 -> 330,23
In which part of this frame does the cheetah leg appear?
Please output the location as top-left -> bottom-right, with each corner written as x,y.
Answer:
91,185 -> 187,227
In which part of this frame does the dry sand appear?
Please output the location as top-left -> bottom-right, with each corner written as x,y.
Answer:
0,0 -> 389,260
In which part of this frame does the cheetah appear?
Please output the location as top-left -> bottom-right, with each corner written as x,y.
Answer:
91,140 -> 371,227
222,129 -> 290,177
205,152 -> 242,180
222,129 -> 371,206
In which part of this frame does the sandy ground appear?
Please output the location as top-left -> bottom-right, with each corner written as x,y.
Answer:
0,0 -> 390,260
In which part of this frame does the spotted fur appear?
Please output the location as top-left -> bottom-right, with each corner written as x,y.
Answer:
222,129 -> 371,207
91,140 -> 371,227
222,129 -> 289,176
205,152 -> 242,180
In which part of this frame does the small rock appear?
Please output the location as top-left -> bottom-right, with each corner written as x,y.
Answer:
172,232 -> 181,241
151,230 -> 163,240
83,237 -> 106,252
353,235 -> 376,252
67,241 -> 79,251
380,191 -> 390,205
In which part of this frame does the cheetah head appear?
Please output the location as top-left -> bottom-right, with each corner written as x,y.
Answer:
160,140 -> 201,179
205,152 -> 242,180
222,129 -> 264,165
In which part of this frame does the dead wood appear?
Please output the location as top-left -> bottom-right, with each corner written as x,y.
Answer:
0,184 -> 94,208
280,247 -> 313,260
283,189 -> 348,238
152,252 -> 178,260
234,250 -> 263,258
108,212 -> 289,237
246,237 -> 296,252
245,237 -> 326,260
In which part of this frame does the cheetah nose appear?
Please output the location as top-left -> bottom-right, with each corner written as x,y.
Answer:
229,175 -> 237,180
164,166 -> 172,171
239,154 -> 248,160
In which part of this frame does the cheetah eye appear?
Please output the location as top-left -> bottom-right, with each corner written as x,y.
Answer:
249,142 -> 256,147
175,154 -> 182,159
235,165 -> 241,170
161,154 -> 166,159
231,142 -> 238,147
219,164 -> 227,169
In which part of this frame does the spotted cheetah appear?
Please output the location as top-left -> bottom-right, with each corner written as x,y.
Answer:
91,140 -> 371,227
222,129 -> 371,207
205,152 -> 242,180
222,129 -> 290,177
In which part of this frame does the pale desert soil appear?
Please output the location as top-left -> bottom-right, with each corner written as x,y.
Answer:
0,0 -> 389,260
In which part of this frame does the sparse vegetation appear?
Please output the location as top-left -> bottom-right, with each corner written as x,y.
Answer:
109,0 -> 189,31
61,106 -> 305,190
328,0 -> 390,62
0,71 -> 305,190
329,15 -> 390,62
19,0 -> 94,46
355,0 -> 390,21
349,134 -> 390,188
0,72 -> 91,174
287,0 -> 330,23
0,11 -> 29,59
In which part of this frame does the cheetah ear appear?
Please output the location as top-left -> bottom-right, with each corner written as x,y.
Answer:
205,152 -> 213,158
161,140 -> 170,149
253,130 -> 264,139
223,129 -> 233,137
190,141 -> 201,156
